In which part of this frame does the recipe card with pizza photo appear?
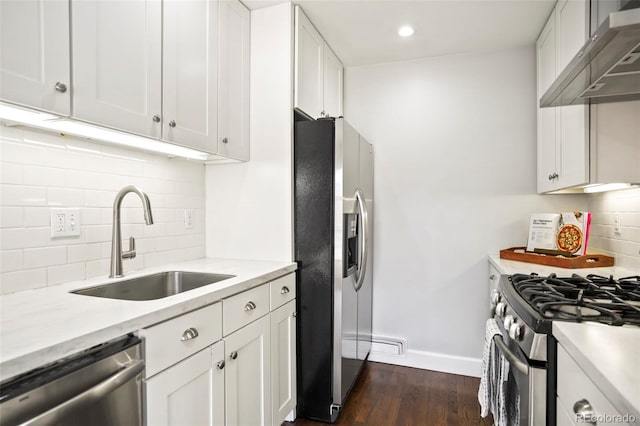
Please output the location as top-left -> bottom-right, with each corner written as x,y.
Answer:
526,212 -> 592,255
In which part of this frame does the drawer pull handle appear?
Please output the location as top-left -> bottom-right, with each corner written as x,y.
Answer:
244,301 -> 257,311
180,327 -> 199,341
280,286 -> 290,294
573,399 -> 597,425
216,360 -> 225,370
230,351 -> 238,360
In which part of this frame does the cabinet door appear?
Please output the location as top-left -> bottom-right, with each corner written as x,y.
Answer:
271,300 -> 297,426
536,9 -> 559,193
556,0 -> 589,190
145,342 -> 225,426
225,315 -> 271,426
163,0 -> 219,153
218,0 -> 250,161
323,43 -> 343,118
72,0 -> 161,137
294,6 -> 324,119
0,0 -> 70,115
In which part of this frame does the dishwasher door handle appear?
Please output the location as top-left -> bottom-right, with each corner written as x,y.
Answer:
21,360 -> 145,426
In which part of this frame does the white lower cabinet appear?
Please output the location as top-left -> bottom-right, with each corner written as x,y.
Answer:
556,344 -> 630,425
225,315 -> 272,426
146,341 -> 225,426
142,273 -> 297,426
271,300 -> 297,426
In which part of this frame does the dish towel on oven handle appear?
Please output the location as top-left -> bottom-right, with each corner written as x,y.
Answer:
478,318 -> 520,426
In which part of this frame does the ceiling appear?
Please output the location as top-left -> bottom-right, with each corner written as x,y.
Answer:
245,0 -> 557,67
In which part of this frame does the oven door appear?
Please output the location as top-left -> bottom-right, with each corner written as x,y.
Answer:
493,335 -> 547,426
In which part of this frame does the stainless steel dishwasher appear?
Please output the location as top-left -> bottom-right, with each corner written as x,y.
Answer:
0,335 -> 144,426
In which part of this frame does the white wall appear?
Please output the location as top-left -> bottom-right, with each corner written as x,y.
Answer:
344,46 -> 589,376
588,188 -> 640,270
0,126 -> 205,294
205,3 -> 293,262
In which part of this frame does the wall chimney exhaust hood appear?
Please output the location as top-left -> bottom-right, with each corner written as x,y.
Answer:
540,7 -> 640,107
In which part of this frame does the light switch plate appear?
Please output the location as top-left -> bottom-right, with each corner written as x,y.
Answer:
50,208 -> 81,238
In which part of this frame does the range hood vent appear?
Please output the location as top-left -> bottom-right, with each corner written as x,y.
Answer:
540,7 -> 640,107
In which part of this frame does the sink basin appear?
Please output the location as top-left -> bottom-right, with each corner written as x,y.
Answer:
71,271 -> 235,301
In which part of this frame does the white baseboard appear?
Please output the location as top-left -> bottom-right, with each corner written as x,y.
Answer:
368,349 -> 482,378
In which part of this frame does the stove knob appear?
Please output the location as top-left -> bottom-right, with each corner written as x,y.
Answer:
503,315 -> 514,331
495,302 -> 507,317
509,323 -> 524,341
491,290 -> 501,305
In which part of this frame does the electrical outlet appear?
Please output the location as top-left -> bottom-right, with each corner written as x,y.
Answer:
613,214 -> 622,235
184,209 -> 194,230
50,208 -> 81,238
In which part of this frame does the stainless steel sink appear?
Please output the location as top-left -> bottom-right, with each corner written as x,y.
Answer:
71,271 -> 235,301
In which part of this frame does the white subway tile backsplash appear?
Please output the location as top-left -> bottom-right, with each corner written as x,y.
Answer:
588,188 -> 640,270
23,166 -> 66,187
67,244 -> 103,263
1,163 -> 23,184
85,259 -> 110,280
48,263 -> 85,286
1,207 -> 24,228
0,268 -> 47,293
23,207 -> 50,227
47,188 -> 85,207
85,190 -> 118,208
143,251 -> 167,268
1,228 -> 47,249
24,247 -> 66,268
1,129 -> 206,294
1,185 -> 47,206
84,225 -> 114,244
1,250 -> 23,273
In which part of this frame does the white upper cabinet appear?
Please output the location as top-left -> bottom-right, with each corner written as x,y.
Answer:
536,8 -> 558,194
162,0 -> 219,152
555,0 -> 589,190
0,0 -> 71,115
323,44 -> 344,119
295,6 -> 324,119
218,0 -> 251,161
294,6 -> 343,120
536,0 -> 589,193
72,0 -> 162,138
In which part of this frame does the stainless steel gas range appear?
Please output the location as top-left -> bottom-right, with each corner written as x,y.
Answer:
490,273 -> 640,426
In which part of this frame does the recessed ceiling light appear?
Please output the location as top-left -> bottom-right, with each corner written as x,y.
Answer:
398,25 -> 414,37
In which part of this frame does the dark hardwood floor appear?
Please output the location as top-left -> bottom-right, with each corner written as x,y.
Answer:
287,361 -> 493,426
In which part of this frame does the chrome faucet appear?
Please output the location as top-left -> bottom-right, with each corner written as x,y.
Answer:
110,186 -> 154,278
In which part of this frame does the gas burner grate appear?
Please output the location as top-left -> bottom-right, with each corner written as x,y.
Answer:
509,273 -> 640,327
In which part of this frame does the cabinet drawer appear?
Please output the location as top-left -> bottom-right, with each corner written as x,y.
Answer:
556,345 -> 628,425
270,274 -> 296,311
223,284 -> 270,336
143,302 -> 222,377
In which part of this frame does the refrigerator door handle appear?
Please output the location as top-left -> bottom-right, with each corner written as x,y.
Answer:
354,188 -> 368,292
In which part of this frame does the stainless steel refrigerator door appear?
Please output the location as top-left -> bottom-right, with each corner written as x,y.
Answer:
357,137 -> 373,362
333,119 -> 365,406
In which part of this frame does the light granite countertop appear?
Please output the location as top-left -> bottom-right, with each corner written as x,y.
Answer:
553,322 -> 640,421
0,258 -> 296,383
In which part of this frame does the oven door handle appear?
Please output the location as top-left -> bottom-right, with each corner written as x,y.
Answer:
20,359 -> 144,426
493,335 -> 529,376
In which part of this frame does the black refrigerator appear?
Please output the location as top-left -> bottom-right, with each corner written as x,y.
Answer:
294,117 -> 374,423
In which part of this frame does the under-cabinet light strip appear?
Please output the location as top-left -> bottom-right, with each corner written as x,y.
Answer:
0,103 -> 209,161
